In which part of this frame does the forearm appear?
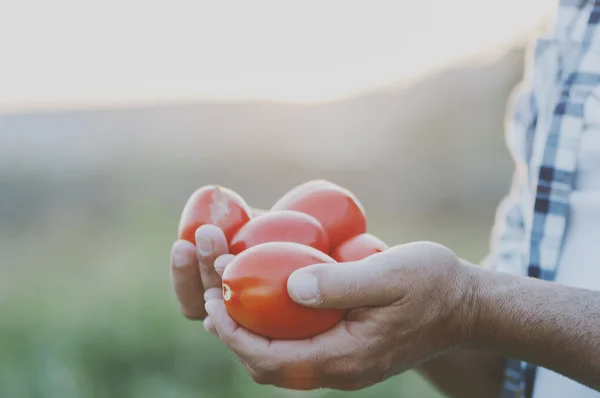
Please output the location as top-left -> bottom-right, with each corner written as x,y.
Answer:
470,265 -> 600,391
418,349 -> 505,398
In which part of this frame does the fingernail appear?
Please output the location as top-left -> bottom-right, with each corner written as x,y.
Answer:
204,288 -> 222,301
205,299 -> 218,315
196,234 -> 214,257
203,317 -> 215,333
288,272 -> 319,303
173,246 -> 189,268
214,254 -> 235,273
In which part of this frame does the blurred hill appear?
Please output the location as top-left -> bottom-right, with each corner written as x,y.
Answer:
0,46 -> 525,234
0,45 -> 526,398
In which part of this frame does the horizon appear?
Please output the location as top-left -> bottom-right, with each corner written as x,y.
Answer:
0,0 -> 553,115
0,45 -> 522,118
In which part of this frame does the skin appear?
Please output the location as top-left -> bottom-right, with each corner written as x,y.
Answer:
170,220 -> 600,396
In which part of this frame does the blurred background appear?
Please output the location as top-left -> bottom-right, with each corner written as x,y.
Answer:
1,1 -> 555,397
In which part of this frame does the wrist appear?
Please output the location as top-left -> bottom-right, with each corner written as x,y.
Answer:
408,243 -> 483,350
464,264 -> 528,350
453,259 -> 485,347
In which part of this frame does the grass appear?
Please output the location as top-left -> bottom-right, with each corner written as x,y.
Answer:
0,200 -> 493,398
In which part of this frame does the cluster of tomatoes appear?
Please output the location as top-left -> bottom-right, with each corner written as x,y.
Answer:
177,180 -> 388,340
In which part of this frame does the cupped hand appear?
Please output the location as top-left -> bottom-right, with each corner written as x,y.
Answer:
204,241 -> 478,391
170,208 -> 264,329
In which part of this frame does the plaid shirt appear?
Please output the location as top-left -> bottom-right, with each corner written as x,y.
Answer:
482,1 -> 600,397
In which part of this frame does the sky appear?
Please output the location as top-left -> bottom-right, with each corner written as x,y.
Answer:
0,0 -> 554,113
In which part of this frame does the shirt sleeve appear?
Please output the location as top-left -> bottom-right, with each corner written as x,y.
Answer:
481,170 -> 527,275
480,84 -> 535,276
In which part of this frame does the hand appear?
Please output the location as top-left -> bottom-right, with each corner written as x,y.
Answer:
204,241 -> 477,390
170,207 -> 265,328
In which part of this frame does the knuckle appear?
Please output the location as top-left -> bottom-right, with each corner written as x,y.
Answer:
320,267 -> 361,300
344,277 -> 363,300
327,357 -> 364,378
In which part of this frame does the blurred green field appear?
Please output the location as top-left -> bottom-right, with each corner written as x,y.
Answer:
0,195 -> 495,398
0,45 -> 516,396
0,3 -> 535,394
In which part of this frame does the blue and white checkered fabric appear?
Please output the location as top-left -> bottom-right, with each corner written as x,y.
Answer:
482,1 -> 600,397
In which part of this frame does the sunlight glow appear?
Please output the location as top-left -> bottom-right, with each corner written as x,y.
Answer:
0,0 -> 554,113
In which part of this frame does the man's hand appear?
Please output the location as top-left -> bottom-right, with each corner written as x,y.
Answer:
200,239 -> 600,394
203,241 -> 477,390
170,208 -> 264,327
170,224 -> 228,322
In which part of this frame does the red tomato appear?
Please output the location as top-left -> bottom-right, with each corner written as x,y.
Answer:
229,210 -> 329,255
331,233 -> 389,262
271,180 -> 367,251
178,185 -> 252,244
222,242 -> 344,340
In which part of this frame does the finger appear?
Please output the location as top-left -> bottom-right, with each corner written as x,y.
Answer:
287,251 -> 400,309
251,208 -> 267,218
204,287 -> 223,301
171,240 -> 206,319
205,299 -> 315,388
214,254 -> 235,277
205,299 -> 350,364
195,224 -> 229,291
204,299 -> 270,355
203,316 -> 218,336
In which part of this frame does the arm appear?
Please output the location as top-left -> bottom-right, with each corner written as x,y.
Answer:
419,80 -> 537,397
421,258 -> 600,397
418,169 -> 526,397
203,241 -> 600,394
423,256 -> 600,396
472,265 -> 600,391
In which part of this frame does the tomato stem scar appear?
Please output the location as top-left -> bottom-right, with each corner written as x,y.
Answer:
222,283 -> 232,301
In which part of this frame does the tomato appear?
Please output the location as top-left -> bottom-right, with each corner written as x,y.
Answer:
178,185 -> 252,244
229,210 -> 329,255
222,242 -> 344,339
271,180 -> 367,251
331,233 -> 389,262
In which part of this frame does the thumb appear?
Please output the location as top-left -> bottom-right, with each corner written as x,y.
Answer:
287,252 -> 401,309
